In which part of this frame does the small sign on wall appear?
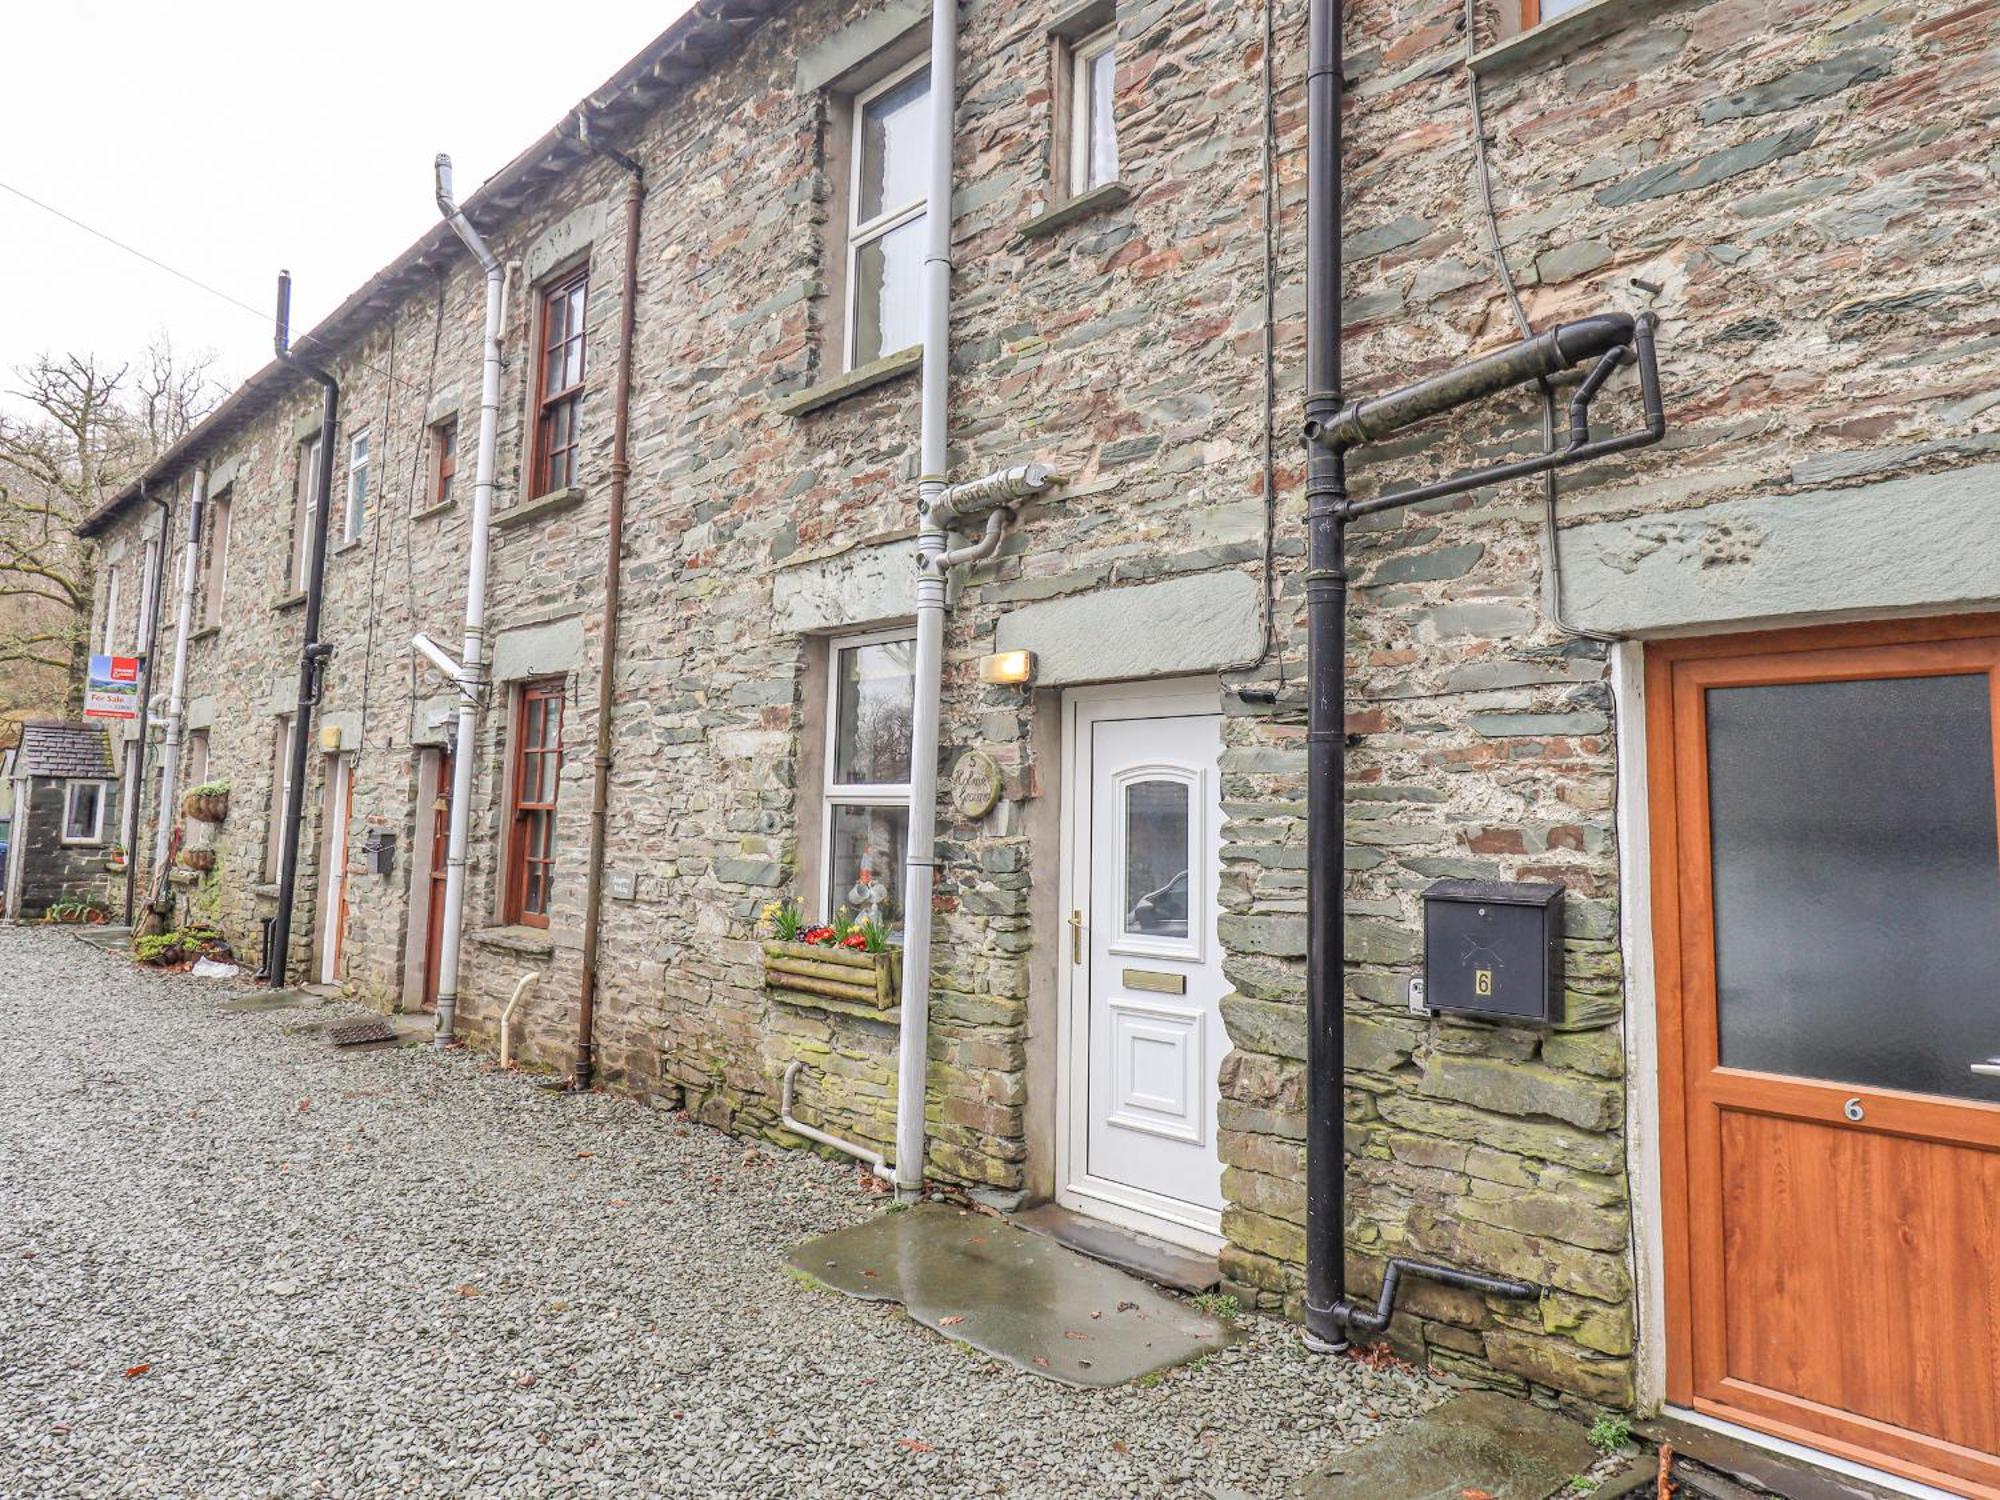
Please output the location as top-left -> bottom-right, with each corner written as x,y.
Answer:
84,654 -> 142,720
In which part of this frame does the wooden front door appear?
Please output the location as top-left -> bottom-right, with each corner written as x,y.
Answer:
421,749 -> 452,1012
1649,618 -> 2000,1499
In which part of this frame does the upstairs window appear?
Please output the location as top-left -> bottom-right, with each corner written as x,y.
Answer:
138,540 -> 160,652
1521,0 -> 1591,23
531,270 -> 588,498
1070,25 -> 1118,194
200,491 -> 232,629
432,418 -> 458,508
343,431 -> 370,544
292,433 -> 322,592
846,61 -> 930,369
100,564 -> 121,655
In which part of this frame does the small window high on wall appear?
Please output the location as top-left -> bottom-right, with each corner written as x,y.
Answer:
845,60 -> 930,369
1069,25 -> 1118,195
62,781 -> 106,844
821,630 -> 915,931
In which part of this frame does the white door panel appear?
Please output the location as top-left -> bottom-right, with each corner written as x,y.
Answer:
1059,686 -> 1227,1247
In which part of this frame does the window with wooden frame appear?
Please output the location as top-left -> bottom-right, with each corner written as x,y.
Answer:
529,270 -> 589,499
506,680 -> 565,927
291,433 -> 322,591
199,490 -> 232,629
1068,24 -> 1119,195
138,539 -> 160,652
62,781 -> 107,844
1520,0 -> 1591,25
431,417 -> 458,508
845,59 -> 930,370
820,630 -> 915,932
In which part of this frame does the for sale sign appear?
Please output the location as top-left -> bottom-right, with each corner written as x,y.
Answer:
84,654 -> 142,720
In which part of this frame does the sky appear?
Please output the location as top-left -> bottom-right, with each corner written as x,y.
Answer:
0,1 -> 699,418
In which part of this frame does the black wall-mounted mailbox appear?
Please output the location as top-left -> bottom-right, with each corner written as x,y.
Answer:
1422,879 -> 1564,1024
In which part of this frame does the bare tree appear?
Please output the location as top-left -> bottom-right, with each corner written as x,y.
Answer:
0,336 -> 217,721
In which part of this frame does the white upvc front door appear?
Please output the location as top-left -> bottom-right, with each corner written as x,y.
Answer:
1058,681 -> 1227,1250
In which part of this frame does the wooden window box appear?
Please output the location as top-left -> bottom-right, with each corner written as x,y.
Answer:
762,940 -> 902,1011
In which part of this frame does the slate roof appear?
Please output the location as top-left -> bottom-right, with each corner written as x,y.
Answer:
16,721 -> 115,779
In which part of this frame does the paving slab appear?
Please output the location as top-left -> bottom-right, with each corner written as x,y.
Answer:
786,1201 -> 1236,1388
71,925 -> 132,951
216,989 -> 318,1014
1011,1201 -> 1222,1294
1301,1389 -> 1598,1500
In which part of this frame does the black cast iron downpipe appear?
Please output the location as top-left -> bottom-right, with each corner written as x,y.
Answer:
1300,0 -> 1669,1354
269,271 -> 339,990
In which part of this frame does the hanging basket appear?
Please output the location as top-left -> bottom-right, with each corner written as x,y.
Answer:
184,789 -> 230,824
176,847 -> 217,874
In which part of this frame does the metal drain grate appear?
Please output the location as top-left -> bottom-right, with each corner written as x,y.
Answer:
327,1017 -> 400,1047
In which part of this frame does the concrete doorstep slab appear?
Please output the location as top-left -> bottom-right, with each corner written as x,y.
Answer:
1011,1201 -> 1222,1295
786,1202 -> 1237,1388
215,989 -> 319,1014
1300,1390 -> 1600,1500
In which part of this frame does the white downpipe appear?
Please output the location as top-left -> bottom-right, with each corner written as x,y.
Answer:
430,153 -> 505,1050
784,1061 -> 893,1182
890,0 -> 960,1198
151,466 -> 208,874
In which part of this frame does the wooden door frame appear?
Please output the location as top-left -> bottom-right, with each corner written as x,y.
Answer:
1055,677 -> 1227,1253
1645,613 -> 2000,1499
316,753 -> 353,985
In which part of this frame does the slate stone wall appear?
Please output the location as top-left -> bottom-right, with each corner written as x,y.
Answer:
85,0 -> 2000,1409
12,778 -> 120,916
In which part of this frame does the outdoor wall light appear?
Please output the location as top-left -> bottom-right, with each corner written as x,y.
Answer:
978,650 -> 1036,686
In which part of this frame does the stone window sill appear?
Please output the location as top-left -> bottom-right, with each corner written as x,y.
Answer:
469,924 -> 556,957
333,538 -> 362,555
492,486 -> 587,531
1469,0 -> 1659,78
775,347 -> 922,418
411,499 -> 456,523
249,882 -> 280,900
1018,181 -> 1134,241
272,590 -> 307,611
190,626 -> 220,644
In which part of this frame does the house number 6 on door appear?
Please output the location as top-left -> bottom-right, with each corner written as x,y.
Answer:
1843,1097 -> 1865,1122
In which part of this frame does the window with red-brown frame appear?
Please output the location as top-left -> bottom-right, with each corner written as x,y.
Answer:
529,268 -> 589,498
506,679 -> 564,927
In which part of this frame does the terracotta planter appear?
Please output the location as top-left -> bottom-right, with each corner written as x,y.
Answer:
762,940 -> 901,1010
176,847 -> 217,873
184,789 -> 229,824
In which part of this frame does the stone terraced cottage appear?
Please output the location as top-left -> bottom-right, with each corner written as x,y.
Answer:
75,1 -> 2000,1491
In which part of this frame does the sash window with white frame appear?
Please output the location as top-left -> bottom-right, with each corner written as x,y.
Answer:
1070,25 -> 1118,195
845,59 -> 930,370
343,431 -> 369,543
100,564 -> 121,654
292,434 -> 321,592
62,781 -> 106,844
822,630 -> 915,931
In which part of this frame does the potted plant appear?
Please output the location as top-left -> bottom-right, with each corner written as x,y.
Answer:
760,899 -> 901,1010
184,780 -> 230,824
103,843 -> 128,874
176,846 -> 217,874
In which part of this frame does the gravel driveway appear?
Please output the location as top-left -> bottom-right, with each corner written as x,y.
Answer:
0,923 -> 1442,1498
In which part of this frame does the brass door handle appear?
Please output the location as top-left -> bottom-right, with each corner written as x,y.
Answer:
1069,909 -> 1083,965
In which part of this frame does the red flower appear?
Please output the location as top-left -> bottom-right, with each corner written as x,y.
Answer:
841,932 -> 869,950
801,926 -> 835,945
